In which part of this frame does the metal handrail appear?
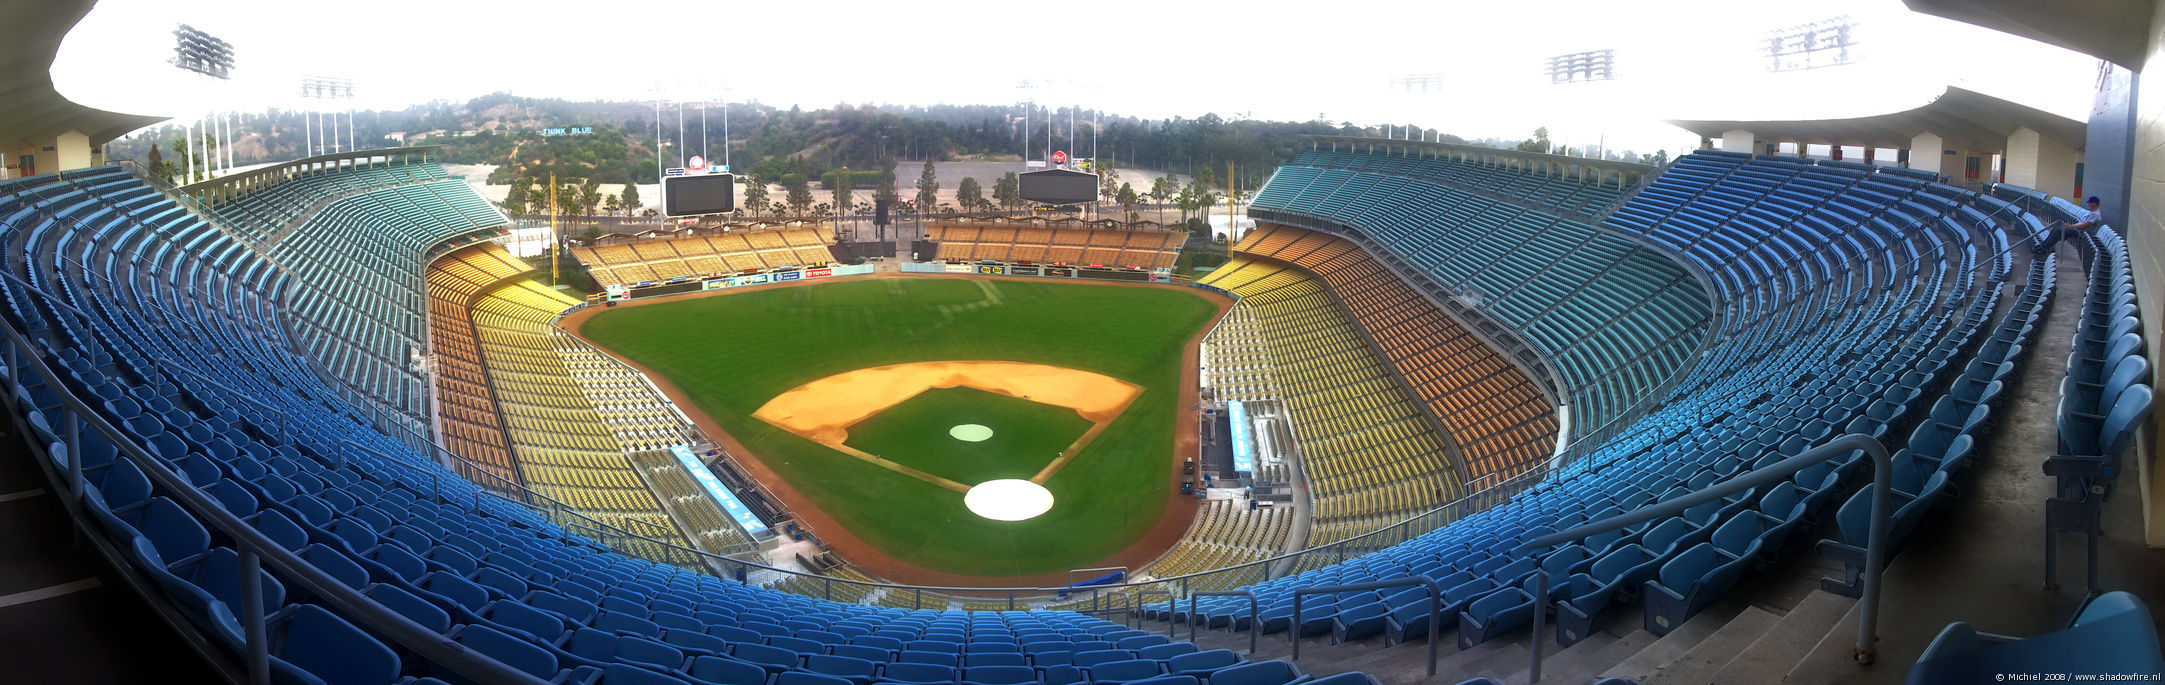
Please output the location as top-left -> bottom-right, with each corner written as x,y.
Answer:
0,294 -> 543,683
1133,589 -> 1174,634
1518,433 -> 1894,667
1189,590 -> 1260,655
1291,576 -> 1442,676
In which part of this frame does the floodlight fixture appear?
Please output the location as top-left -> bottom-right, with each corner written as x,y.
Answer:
1544,49 -> 1616,84
1764,16 -> 1862,72
171,24 -> 235,79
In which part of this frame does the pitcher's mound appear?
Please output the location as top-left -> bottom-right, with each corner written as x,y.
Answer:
949,424 -> 994,442
964,479 -> 1055,521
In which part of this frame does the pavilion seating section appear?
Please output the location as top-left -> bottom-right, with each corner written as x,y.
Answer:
3,167 -> 1371,684
473,276 -> 759,558
571,228 -> 836,288
931,224 -> 1185,269
465,280 -> 704,563
1143,498 -> 1298,591
1233,224 -> 1558,482
1202,301 -> 1285,401
203,159 -> 456,243
1182,150 -> 2087,657
1198,259 -> 1463,546
264,176 -> 509,421
1252,152 -> 1711,432
424,243 -> 530,491
1290,148 -> 1628,217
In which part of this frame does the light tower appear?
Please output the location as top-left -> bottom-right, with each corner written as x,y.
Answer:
169,24 -> 235,183
300,76 -> 357,156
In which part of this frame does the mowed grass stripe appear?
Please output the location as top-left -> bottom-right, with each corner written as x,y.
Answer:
579,278 -> 1217,576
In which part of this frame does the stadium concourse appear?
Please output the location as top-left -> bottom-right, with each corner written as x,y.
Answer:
2,3 -> 2164,685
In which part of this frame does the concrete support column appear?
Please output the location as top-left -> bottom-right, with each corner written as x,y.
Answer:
2004,126 -> 2079,198
0,146 -> 23,179
1721,129 -> 1754,154
1909,133 -> 1945,174
52,131 -> 91,172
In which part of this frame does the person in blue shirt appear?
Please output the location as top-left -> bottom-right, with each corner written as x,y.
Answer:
2032,195 -> 2103,260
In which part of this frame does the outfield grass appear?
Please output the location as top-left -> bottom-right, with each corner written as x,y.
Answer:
578,277 -> 1218,577
843,387 -> 1091,486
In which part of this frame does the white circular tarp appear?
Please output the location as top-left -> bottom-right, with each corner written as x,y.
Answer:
963,479 -> 1054,521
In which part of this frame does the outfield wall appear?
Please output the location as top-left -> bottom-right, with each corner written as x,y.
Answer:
600,263 -> 878,303
899,261 -> 1174,283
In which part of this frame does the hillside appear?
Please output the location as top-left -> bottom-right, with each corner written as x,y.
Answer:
104,94 -> 1375,192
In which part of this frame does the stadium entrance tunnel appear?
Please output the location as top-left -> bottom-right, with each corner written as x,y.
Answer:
964,479 -> 1055,521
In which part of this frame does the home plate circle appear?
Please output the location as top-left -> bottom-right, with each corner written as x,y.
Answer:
949,424 -> 994,442
964,479 -> 1054,521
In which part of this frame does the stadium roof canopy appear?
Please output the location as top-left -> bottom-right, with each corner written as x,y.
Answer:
1904,0 -> 2154,69
0,0 -> 167,151
1662,86 -> 2085,153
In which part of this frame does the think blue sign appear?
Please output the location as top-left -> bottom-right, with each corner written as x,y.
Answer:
669,445 -> 771,538
542,126 -> 595,136
1227,401 -> 1254,473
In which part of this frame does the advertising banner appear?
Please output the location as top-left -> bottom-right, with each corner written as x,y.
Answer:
775,270 -> 801,282
943,263 -> 973,274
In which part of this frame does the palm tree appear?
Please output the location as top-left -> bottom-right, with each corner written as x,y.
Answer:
1149,176 -> 1174,223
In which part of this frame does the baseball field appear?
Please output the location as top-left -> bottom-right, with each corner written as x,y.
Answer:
574,277 -> 1221,578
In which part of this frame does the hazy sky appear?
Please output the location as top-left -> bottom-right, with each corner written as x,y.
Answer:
52,0 -> 2099,154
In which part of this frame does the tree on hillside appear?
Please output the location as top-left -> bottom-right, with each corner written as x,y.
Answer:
786,176 -> 814,217
826,171 -> 854,220
875,169 -> 899,206
619,183 -> 641,215
555,181 -> 581,218
604,194 -> 621,216
504,177 -> 531,221
955,177 -> 983,214
742,178 -> 769,217
993,171 -> 1021,211
578,179 -> 602,221
913,160 -> 939,216
1191,179 -> 1219,224
145,143 -> 166,184
1176,184 -> 1197,225
1098,158 -> 1119,201
167,135 -> 189,182
1149,176 -> 1174,222
1116,182 -> 1140,225
1514,127 -> 1551,154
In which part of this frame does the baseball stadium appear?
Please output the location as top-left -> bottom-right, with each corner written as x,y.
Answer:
0,1 -> 2161,684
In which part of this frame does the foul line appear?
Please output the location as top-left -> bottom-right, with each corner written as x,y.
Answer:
1029,394 -> 1140,484
823,443 -> 973,493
